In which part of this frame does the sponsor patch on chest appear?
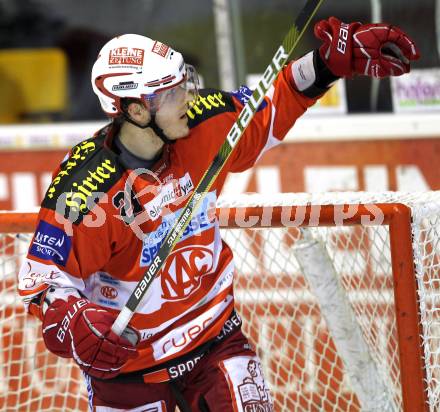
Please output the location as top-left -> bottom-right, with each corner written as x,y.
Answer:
140,192 -> 216,267
143,173 -> 194,221
29,221 -> 72,266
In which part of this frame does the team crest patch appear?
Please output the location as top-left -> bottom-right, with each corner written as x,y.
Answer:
220,356 -> 274,412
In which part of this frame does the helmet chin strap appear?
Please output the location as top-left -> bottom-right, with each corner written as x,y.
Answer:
122,113 -> 176,145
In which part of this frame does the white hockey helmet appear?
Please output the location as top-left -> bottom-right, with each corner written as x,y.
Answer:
91,34 -> 199,117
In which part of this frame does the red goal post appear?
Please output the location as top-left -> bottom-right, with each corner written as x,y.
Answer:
1,192 -> 438,411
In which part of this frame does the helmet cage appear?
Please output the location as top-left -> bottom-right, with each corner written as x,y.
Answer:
140,64 -> 200,114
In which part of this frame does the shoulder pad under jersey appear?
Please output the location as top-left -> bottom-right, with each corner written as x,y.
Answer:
187,88 -> 236,128
41,133 -> 124,225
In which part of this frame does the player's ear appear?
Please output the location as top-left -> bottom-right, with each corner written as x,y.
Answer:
127,101 -> 144,117
126,100 -> 150,124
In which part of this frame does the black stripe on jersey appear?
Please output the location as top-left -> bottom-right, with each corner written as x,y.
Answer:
186,88 -> 236,128
42,133 -> 124,225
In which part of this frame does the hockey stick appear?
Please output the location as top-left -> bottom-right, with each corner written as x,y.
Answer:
112,0 -> 326,336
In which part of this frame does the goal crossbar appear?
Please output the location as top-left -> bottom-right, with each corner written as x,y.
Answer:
0,198 -> 433,411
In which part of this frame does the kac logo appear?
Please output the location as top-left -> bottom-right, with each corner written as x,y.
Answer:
29,221 -> 72,267
161,246 -> 214,301
100,286 -> 118,299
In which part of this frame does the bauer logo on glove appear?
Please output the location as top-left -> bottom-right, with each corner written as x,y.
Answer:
315,16 -> 420,78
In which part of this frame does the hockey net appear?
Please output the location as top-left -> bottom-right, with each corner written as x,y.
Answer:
1,192 -> 439,411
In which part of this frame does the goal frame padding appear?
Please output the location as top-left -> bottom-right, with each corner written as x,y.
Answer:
0,203 -> 427,411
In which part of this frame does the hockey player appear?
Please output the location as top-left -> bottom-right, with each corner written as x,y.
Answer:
19,17 -> 419,411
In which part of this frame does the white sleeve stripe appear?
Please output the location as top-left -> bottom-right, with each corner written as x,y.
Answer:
291,51 -> 316,92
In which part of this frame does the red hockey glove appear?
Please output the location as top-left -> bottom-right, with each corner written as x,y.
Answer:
314,16 -> 420,78
42,295 -> 139,379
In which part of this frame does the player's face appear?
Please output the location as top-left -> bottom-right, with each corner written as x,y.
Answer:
155,86 -> 193,140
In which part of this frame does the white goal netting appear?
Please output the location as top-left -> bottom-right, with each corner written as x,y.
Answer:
1,192 -> 440,411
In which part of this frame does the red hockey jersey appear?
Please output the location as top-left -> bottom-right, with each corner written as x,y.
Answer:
18,63 -> 317,373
